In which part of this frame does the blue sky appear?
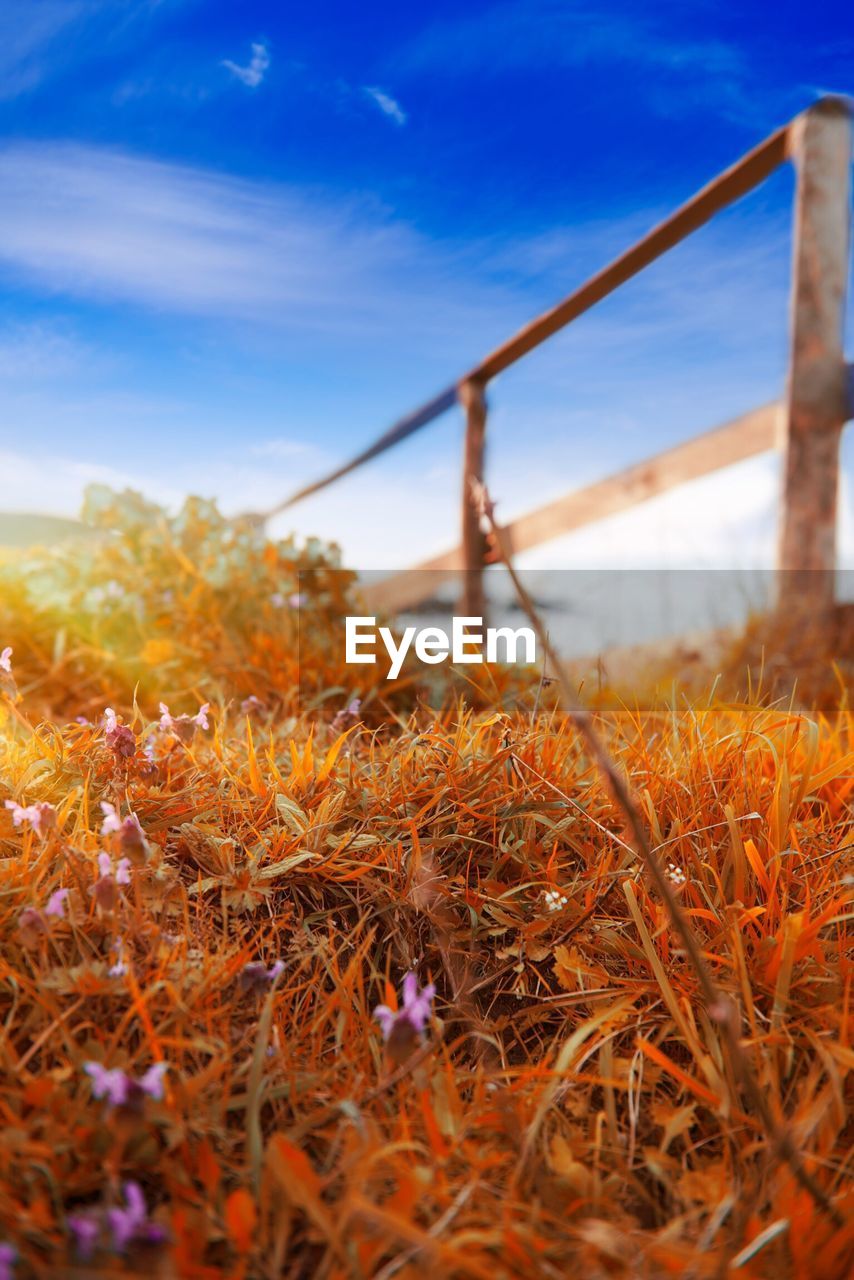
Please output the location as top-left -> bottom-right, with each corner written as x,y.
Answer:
0,0 -> 852,567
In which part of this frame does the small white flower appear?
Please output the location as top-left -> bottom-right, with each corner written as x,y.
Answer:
543,888 -> 569,912
666,861 -> 687,887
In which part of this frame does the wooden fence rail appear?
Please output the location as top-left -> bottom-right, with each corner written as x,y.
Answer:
249,97 -> 853,623
361,402 -> 782,615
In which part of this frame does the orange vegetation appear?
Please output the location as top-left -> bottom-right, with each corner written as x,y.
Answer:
0,489 -> 851,1277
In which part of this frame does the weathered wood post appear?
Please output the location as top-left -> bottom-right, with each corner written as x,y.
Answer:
778,97 -> 852,618
458,378 -> 488,619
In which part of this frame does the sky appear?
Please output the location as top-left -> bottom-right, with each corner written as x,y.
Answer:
0,0 -> 852,571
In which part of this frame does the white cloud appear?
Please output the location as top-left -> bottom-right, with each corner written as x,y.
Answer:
221,41 -> 270,89
363,86 -> 407,126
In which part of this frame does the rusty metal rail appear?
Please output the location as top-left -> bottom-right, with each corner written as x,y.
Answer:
251,97 -> 852,621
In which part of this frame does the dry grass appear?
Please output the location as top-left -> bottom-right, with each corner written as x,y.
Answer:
0,489 -> 852,1278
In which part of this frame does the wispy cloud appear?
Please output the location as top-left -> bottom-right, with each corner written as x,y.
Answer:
397,1 -> 742,77
0,137 -> 796,394
0,321 -> 97,381
0,136 -> 813,439
0,1 -> 180,103
393,1 -> 757,122
0,0 -> 86,99
221,40 -> 270,89
363,86 -> 407,126
250,438 -> 316,459
0,141 -> 527,350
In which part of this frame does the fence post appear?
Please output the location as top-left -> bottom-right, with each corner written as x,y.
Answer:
458,378 -> 488,619
778,97 -> 852,617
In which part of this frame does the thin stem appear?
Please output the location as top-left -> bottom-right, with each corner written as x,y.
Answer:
473,478 -> 844,1229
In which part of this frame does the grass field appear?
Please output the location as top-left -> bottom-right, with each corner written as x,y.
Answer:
0,488 -> 851,1278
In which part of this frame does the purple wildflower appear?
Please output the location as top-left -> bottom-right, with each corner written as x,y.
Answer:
84,1062 -> 130,1107
103,707 -> 136,758
68,1213 -> 101,1261
117,814 -> 149,863
0,1242 -> 16,1280
0,649 -> 17,701
107,1182 -> 168,1253
93,859 -> 119,910
83,1061 -> 168,1109
270,592 -> 285,608
239,958 -> 285,993
99,852 -> 130,884
288,592 -> 305,608
374,972 -> 436,1060
241,694 -> 266,717
331,698 -> 362,733
100,801 -> 121,835
159,701 -> 210,742
93,848 -> 131,909
101,802 -> 150,863
5,799 -> 56,837
107,1181 -> 144,1251
45,888 -> 69,919
108,938 -> 128,977
138,1061 -> 168,1100
18,906 -> 47,948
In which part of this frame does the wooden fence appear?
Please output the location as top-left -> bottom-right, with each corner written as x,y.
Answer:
251,98 -> 853,623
